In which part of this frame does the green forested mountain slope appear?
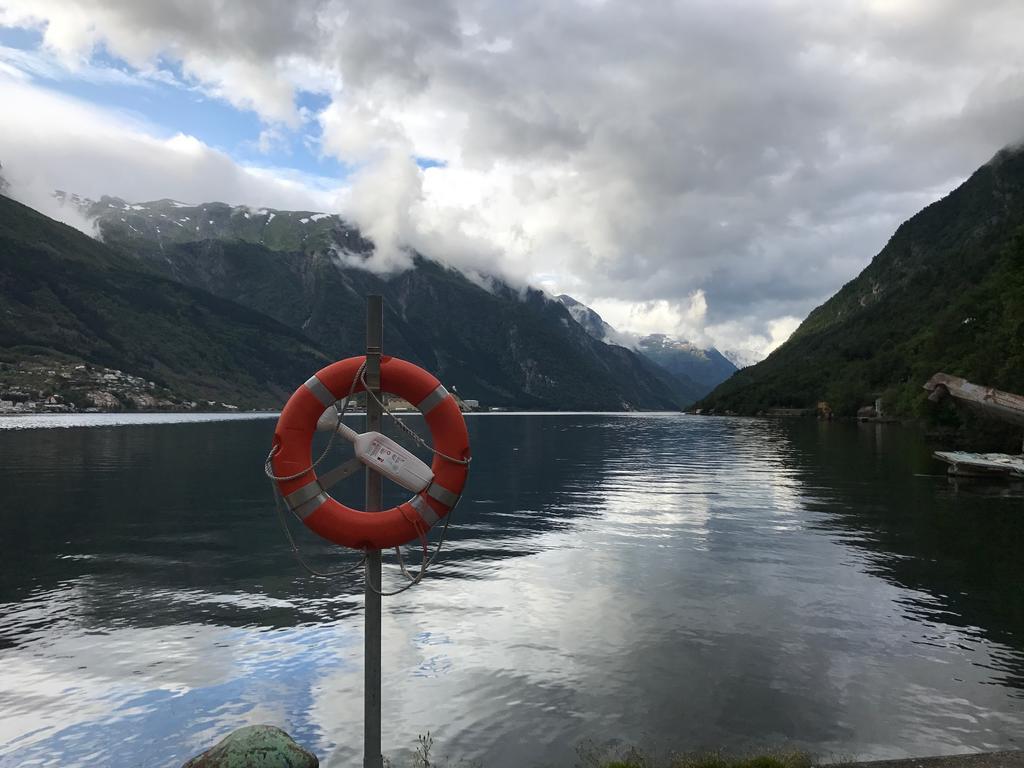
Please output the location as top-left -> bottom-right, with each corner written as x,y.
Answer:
0,194 -> 328,407
95,212 -> 698,410
699,146 -> 1024,417
73,195 -> 372,257
3,194 -> 696,410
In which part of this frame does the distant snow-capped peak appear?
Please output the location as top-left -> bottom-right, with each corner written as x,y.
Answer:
721,348 -> 763,369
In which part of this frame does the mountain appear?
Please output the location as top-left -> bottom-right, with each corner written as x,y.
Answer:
69,194 -> 371,258
0,194 -> 328,409
721,348 -> 762,370
553,294 -> 736,397
699,145 -> 1024,417
635,334 -> 737,392
64,196 -> 699,410
555,294 -> 618,342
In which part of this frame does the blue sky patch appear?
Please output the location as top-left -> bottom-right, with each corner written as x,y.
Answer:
0,24 -> 41,48
0,25 -> 349,185
415,157 -> 448,170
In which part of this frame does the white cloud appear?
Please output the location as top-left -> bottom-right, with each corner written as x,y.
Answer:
0,74 -> 337,230
0,0 -> 321,124
340,150 -> 420,271
589,293 -> 709,344
10,176 -> 100,237
3,0 -> 1024,351
766,317 -> 802,354
255,126 -> 289,155
0,43 -> 153,88
702,314 -> 805,359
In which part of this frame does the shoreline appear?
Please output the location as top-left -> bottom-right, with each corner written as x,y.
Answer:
841,752 -> 1024,768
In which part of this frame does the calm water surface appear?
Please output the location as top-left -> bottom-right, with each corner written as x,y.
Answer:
0,413 -> 1022,767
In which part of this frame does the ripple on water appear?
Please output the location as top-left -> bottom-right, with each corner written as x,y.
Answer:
0,414 -> 1023,767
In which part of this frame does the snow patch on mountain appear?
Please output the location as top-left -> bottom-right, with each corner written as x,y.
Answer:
721,349 -> 763,369
555,294 -> 738,395
556,294 -> 616,341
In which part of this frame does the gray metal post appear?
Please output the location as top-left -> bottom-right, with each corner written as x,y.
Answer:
364,295 -> 384,768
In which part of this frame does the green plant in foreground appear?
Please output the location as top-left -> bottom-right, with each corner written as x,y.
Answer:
415,732 -> 435,767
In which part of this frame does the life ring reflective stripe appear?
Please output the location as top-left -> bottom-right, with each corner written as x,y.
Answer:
271,355 -> 470,550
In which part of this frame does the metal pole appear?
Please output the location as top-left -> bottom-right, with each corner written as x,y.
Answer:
364,295 -> 383,768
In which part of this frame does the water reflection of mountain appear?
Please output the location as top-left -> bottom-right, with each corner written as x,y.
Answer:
781,420 -> 1024,686
3,415 -> 1024,665
0,415 -> 651,636
4,414 -> 1024,766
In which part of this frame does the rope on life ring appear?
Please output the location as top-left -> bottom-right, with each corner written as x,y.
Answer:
266,356 -> 471,580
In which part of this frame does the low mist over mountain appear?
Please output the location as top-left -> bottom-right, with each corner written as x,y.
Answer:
2,192 -> 703,411
721,349 -> 762,370
634,334 -> 737,393
555,294 -> 619,343
699,146 -> 1024,417
554,295 -> 736,397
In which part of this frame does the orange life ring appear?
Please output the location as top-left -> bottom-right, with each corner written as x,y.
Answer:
271,356 -> 470,550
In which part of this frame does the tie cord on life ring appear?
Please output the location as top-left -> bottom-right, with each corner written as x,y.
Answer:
270,355 -> 471,551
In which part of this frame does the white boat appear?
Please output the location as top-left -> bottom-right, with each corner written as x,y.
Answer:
933,450 -> 1024,479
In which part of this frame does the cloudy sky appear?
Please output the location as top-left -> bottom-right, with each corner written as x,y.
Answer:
1,0 -> 1023,357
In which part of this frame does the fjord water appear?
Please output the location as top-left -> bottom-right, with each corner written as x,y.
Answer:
0,414 -> 1022,767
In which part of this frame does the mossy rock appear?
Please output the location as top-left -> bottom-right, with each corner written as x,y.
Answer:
182,725 -> 318,768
